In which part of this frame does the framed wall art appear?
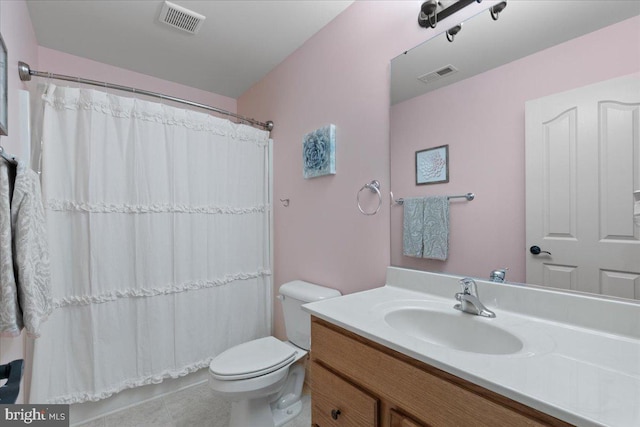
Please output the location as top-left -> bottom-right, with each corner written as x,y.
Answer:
302,124 -> 336,179
416,144 -> 448,185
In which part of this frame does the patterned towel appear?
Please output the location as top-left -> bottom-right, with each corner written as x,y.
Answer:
423,196 -> 449,260
0,160 -> 22,337
11,162 -> 52,337
402,197 -> 425,257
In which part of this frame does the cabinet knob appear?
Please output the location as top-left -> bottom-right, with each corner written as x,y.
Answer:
331,409 -> 341,420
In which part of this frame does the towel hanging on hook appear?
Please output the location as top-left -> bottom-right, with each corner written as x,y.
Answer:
0,146 -> 17,166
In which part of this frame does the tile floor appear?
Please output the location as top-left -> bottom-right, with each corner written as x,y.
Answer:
76,382 -> 312,427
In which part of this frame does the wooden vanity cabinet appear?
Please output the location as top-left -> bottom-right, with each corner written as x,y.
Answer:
311,361 -> 378,426
389,409 -> 424,427
310,317 -> 573,427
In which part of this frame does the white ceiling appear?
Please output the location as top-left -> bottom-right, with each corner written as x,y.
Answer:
26,0 -> 354,99
391,1 -> 640,105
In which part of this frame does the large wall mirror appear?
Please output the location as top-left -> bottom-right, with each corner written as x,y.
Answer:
390,1 -> 640,300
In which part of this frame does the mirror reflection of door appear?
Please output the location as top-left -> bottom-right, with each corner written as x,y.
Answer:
525,74 -> 640,299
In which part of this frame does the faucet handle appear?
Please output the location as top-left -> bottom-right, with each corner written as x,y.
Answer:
490,268 -> 508,282
459,277 -> 477,295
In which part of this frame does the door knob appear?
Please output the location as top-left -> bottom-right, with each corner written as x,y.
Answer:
530,245 -> 551,255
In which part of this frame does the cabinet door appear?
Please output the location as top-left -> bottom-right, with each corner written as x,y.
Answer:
311,361 -> 379,427
312,319 -> 570,426
390,409 -> 425,427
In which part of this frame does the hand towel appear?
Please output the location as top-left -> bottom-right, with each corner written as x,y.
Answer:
10,161 -> 52,338
402,197 -> 425,257
0,159 -> 22,337
423,196 -> 449,260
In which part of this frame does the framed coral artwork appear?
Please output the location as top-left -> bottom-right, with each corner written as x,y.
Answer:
303,124 -> 336,179
416,145 -> 449,185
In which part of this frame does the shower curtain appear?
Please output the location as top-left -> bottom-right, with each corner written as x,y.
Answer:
30,85 -> 272,404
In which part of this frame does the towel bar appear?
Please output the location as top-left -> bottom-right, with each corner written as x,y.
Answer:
395,192 -> 474,205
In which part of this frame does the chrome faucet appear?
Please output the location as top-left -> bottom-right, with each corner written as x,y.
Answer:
454,278 -> 496,318
489,268 -> 508,283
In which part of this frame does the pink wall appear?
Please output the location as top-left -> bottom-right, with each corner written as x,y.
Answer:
237,0 -> 494,339
37,47 -> 236,115
390,16 -> 640,282
0,0 -> 40,404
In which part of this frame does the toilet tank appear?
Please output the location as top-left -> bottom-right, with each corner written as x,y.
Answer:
279,280 -> 341,350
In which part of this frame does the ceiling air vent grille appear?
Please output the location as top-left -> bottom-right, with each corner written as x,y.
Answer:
159,1 -> 206,34
417,64 -> 459,84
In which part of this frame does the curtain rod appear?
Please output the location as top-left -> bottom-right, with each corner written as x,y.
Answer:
17,61 -> 274,132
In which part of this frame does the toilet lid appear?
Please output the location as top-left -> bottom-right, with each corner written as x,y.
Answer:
209,336 -> 297,380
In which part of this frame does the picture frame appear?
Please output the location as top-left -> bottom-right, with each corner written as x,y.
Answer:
416,144 -> 449,185
0,33 -> 7,136
302,124 -> 336,179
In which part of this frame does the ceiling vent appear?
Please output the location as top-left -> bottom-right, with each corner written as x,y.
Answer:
417,64 -> 459,84
159,1 -> 205,34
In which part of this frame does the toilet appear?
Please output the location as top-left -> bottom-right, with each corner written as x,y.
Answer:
208,280 -> 341,427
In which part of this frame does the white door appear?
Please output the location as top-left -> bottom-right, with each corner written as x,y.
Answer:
525,74 -> 640,299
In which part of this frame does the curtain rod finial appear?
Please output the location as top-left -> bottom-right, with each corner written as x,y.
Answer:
265,121 -> 274,132
18,62 -> 32,81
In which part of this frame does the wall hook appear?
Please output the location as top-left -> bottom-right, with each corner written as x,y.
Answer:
279,198 -> 290,207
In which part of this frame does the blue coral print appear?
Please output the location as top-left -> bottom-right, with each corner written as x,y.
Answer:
303,124 -> 336,179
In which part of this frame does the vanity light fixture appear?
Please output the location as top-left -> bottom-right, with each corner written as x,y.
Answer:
420,0 -> 440,28
490,1 -> 507,21
418,0 -> 508,36
418,0 -> 482,29
446,24 -> 463,42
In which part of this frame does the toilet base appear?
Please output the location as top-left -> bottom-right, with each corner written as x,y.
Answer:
228,396 -> 303,427
226,364 -> 306,427
230,397 -> 274,427
272,398 -> 302,427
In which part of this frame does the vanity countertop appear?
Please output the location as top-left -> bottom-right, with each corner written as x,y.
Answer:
302,268 -> 640,427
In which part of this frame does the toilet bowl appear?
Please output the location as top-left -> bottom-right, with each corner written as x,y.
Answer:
208,280 -> 341,427
209,337 -> 307,426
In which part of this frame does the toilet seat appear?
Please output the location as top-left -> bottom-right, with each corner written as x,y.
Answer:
209,337 -> 297,381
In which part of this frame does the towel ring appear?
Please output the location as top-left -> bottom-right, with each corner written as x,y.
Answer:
357,180 -> 382,216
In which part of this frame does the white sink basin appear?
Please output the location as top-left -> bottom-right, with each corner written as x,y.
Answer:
384,308 -> 524,355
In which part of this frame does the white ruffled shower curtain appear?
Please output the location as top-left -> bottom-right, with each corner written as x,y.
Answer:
30,85 -> 272,404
